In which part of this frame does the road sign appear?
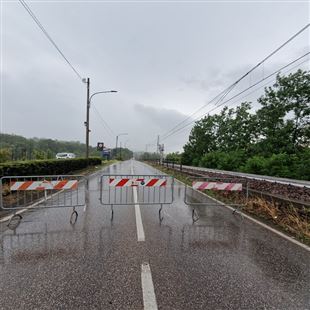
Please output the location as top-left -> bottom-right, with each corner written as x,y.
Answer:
97,142 -> 104,151
102,148 -> 111,155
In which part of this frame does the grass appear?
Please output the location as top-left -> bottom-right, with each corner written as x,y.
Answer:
149,162 -> 310,246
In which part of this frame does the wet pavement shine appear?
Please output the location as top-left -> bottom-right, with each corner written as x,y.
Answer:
0,160 -> 309,310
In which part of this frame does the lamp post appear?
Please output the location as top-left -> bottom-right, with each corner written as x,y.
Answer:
115,133 -> 128,159
83,78 -> 117,158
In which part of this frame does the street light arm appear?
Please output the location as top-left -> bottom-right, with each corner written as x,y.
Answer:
89,90 -> 118,103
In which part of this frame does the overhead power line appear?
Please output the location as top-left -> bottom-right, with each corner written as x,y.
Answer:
158,23 -> 310,141
19,0 -> 83,81
93,106 -> 116,138
161,52 -> 310,142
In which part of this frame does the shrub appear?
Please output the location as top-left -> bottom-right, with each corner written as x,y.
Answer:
240,156 -> 268,175
199,150 -> 246,170
0,157 -> 102,178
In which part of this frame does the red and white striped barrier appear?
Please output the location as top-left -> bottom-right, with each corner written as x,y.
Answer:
10,180 -> 78,191
109,178 -> 167,187
192,181 -> 242,191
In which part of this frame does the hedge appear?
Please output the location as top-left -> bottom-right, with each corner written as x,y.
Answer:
0,157 -> 102,178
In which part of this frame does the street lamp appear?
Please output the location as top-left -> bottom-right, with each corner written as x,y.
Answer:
84,77 -> 117,158
115,133 -> 128,159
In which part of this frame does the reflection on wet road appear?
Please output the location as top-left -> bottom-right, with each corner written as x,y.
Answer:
0,160 -> 309,309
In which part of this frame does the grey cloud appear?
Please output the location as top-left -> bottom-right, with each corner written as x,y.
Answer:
1,1 -> 309,153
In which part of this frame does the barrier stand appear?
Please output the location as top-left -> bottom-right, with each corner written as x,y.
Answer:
184,177 -> 248,223
100,174 -> 174,222
0,175 -> 87,229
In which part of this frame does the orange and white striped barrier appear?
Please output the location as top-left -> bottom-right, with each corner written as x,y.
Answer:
10,180 -> 78,191
109,178 -> 167,187
192,181 -> 242,191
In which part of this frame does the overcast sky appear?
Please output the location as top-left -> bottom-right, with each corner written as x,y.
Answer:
1,0 -> 309,153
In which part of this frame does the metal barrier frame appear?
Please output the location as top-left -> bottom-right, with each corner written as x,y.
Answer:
184,177 -> 249,222
0,175 -> 88,228
99,174 -> 174,222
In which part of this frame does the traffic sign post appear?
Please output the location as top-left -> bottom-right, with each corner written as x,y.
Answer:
97,142 -> 104,151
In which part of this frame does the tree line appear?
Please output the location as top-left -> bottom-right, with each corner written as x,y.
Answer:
168,70 -> 310,180
0,134 -> 133,162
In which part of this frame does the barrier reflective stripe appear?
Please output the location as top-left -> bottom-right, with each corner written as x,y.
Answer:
109,178 -> 167,187
10,180 -> 78,191
192,181 -> 242,191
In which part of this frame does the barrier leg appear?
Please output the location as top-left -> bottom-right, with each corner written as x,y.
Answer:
232,205 -> 244,219
70,207 -> 78,225
110,205 -> 114,221
159,204 -> 164,223
192,208 -> 199,223
7,213 -> 22,230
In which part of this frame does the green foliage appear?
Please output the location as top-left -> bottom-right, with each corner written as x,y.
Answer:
111,148 -> 133,160
0,148 -> 12,163
256,69 -> 310,154
165,152 -> 182,163
181,69 -> 310,180
200,150 -> 247,171
0,133 -> 102,162
240,156 -> 268,175
0,158 -> 102,178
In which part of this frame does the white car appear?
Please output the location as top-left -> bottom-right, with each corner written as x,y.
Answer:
56,153 -> 76,159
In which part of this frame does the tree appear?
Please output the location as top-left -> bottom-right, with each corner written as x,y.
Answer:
0,148 -> 12,163
165,152 -> 182,163
256,69 -> 310,154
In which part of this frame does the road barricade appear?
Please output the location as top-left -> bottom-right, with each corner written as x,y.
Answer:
0,175 -> 88,228
184,177 -> 248,222
100,174 -> 174,221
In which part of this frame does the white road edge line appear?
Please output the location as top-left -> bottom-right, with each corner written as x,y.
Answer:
144,161 -> 310,252
176,178 -> 310,252
141,262 -> 158,310
131,162 -> 145,242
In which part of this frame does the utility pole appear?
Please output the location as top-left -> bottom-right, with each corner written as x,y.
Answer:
115,135 -> 118,159
157,135 -> 160,153
85,77 -> 90,159
115,133 -> 128,159
84,78 -> 117,159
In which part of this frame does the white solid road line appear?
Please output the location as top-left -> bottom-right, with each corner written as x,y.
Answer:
131,162 -> 145,242
141,262 -> 158,310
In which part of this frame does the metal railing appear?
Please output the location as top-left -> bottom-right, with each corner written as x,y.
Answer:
0,175 -> 88,228
100,174 -> 174,221
184,177 -> 248,222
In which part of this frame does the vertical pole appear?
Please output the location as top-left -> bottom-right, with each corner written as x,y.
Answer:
120,142 -> 122,160
86,78 -> 90,159
115,135 -> 118,159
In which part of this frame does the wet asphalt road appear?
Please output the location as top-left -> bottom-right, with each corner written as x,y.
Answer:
0,160 -> 309,310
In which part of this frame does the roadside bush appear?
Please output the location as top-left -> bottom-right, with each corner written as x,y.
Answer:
199,150 -> 246,171
240,156 -> 268,175
0,157 -> 102,178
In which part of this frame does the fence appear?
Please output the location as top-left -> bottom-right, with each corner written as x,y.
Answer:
100,174 -> 174,221
0,175 -> 88,228
184,177 -> 248,222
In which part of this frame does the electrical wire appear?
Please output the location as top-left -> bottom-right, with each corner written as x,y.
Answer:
19,0 -> 83,81
157,23 -> 310,142
160,52 -> 310,142
92,106 -> 116,138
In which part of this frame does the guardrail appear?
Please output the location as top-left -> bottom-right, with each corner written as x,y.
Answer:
157,160 -> 310,188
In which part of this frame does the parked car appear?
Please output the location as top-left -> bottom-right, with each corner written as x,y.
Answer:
56,153 -> 76,159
